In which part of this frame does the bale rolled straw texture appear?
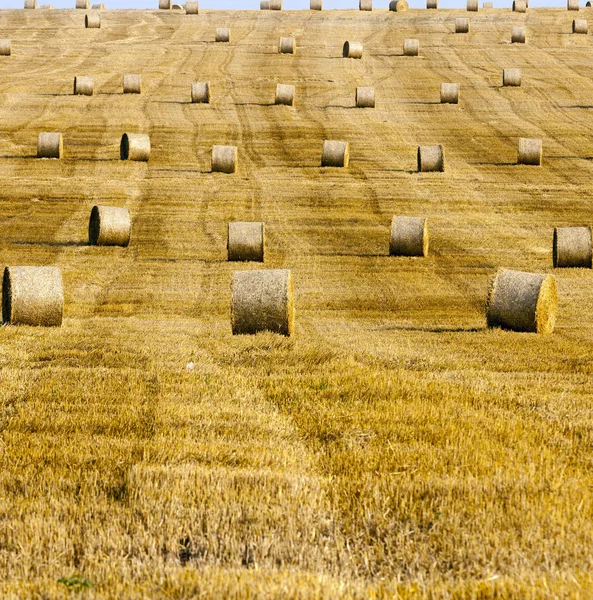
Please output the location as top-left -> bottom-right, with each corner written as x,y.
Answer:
513,1 -> 526,11
389,216 -> 429,257
120,133 -> 150,161
159,0 -> 171,8
568,0 -> 580,10
512,26 -> 526,43
321,140 -> 349,167
503,67 -> 521,86
343,41 -> 363,58
359,0 -> 372,9
186,1 -> 199,13
427,0 -> 438,8
228,222 -> 265,262
486,268 -> 557,334
0,40 -> 11,56
74,75 -> 94,95
172,4 -> 183,9
356,87 -> 375,108
279,37 -> 296,54
231,269 -> 294,336
440,83 -> 459,104
518,138 -> 541,165
389,0 -> 408,11
553,227 -> 592,268
24,0 -> 37,8
191,81 -> 210,103
216,28 -> 230,42
212,145 -> 237,173
91,3 -> 104,7
261,0 -> 269,8
483,2 -> 493,7
269,0 -> 282,8
89,206 -> 131,247
456,17 -> 470,32
467,0 -> 478,10
2,266 -> 63,327
76,0 -> 89,7
310,0 -> 322,8
123,74 -> 141,93
38,132 -> 63,159
418,145 -> 444,172
275,84 -> 295,106
403,39 -> 419,56
573,18 -> 588,32
85,13 -> 101,28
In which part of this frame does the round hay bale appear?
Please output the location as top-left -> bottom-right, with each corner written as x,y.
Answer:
486,268 -> 557,334
191,81 -> 210,103
456,17 -> 470,32
76,0 -> 89,7
389,216 -> 429,257
310,0 -> 322,9
85,13 -> 100,27
389,0 -> 408,11
186,1 -> 198,12
74,75 -> 94,96
321,140 -> 349,167
427,0 -> 438,8
356,86 -> 375,108
40,3 -> 54,6
89,205 -> 131,247
512,26 -> 526,43
573,18 -> 588,32
269,0 -> 282,8
216,27 -> 230,42
518,138 -> 541,165
212,145 -> 237,173
440,83 -> 459,104
275,83 -> 295,106
24,0 -> 37,8
279,37 -> 296,54
513,1 -> 526,11
587,1 -> 591,6
343,41 -> 363,58
37,132 -> 63,159
553,226 -> 592,268
159,0 -> 171,8
120,133 -> 150,161
467,0 -> 478,10
0,40 -> 11,57
568,0 -> 580,9
91,3 -> 104,8
261,0 -> 269,8
360,0 -> 372,9
483,2 -> 493,7
2,266 -> 63,327
228,222 -> 265,262
403,39 -> 419,56
503,67 -> 521,86
123,74 -> 141,94
417,145 -> 444,172
172,3 -> 183,8
231,269 -> 294,336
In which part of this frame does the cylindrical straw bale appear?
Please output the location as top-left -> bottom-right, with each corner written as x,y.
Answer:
321,140 -> 349,167
74,75 -> 94,96
275,84 -> 295,106
467,0 -> 478,10
356,87 -> 375,108
212,145 -> 237,173
343,41 -> 363,58
311,0 -> 322,8
360,0 -> 372,9
85,13 -> 100,27
279,37 -> 296,54
403,39 -> 419,56
37,132 -> 63,159
40,3 -> 54,6
159,0 -> 171,8
2,266 -> 63,327
24,0 -> 37,8
228,222 -> 265,262
123,74 -> 141,94
91,3 -> 104,7
486,268 -> 557,334
76,0 -> 89,7
231,269 -> 294,336
513,1 -> 526,11
186,1 -> 199,13
440,83 -> 459,104
568,0 -> 580,9
191,81 -> 210,103
427,0 -> 438,8
553,227 -> 592,268
573,18 -> 588,32
120,133 -> 151,161
389,0 -> 408,11
390,216 -> 429,257
512,26 -> 526,43
172,4 -> 183,9
456,17 -> 470,32
269,0 -> 282,8
0,40 -> 11,56
216,28 -> 230,42
89,206 -> 131,247
518,138 -> 541,165
483,2 -> 493,7
587,1 -> 591,6
261,0 -> 269,8
417,145 -> 444,172
503,67 -> 521,86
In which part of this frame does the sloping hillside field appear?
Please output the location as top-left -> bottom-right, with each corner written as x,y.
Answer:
1,4 -> 593,598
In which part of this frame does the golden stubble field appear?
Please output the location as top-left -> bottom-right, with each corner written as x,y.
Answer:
1,5 -> 593,598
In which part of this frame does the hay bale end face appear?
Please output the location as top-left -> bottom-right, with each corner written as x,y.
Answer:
123,74 -> 141,94
518,138 -> 542,165
503,67 -> 521,86
228,222 -> 265,262
456,17 -> 470,32
76,0 -> 89,7
321,140 -> 349,167
85,13 -> 101,28
89,206 -> 131,247
0,40 -> 11,57
389,0 -> 408,11
553,226 -> 592,268
513,1 -> 527,11
216,28 -> 230,42
441,83 -> 460,104
573,18 -> 588,32
467,0 -> 478,10
120,133 -> 151,161
512,26 -> 526,43
269,0 -> 282,8
310,0 -> 322,9
279,37 -> 296,54
359,0 -> 372,9
486,268 -> 557,334
568,0 -> 580,9
343,41 -> 363,58
212,145 -> 237,173
74,76 -> 94,96
186,1 -> 199,13
427,0 -> 438,8
37,132 -> 63,159
231,269 -> 294,336
403,39 -> 419,56
275,83 -> 295,106
390,216 -> 429,257
356,86 -> 375,108
418,145 -> 444,172
191,81 -> 210,103
24,0 -> 38,8
159,0 -> 171,8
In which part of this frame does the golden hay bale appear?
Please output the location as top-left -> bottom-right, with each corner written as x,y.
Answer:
91,3 -> 104,7
123,74 -> 141,94
269,0 -> 282,8
573,18 -> 588,32
216,27 -> 230,42
456,17 -> 470,32
76,0 -> 89,7
518,138 -> 541,165
486,268 -> 557,334
389,216 -> 429,257
186,1 -> 199,12
40,3 -> 54,6
360,0 -> 372,9
212,145 -> 237,173
389,0 -> 408,11
503,67 -> 521,86
24,0 -> 37,8
85,13 -> 100,28
310,0 -> 322,9
0,40 -> 11,57
228,222 -> 265,262
513,0 -> 526,11
587,1 -> 591,6
568,0 -> 580,9
427,0 -> 438,8
172,4 -> 183,8
89,205 -> 131,247
321,140 -> 349,167
440,83 -> 459,104
483,2 -> 493,7
38,132 -> 63,159
275,83 -> 295,106
467,0 -> 478,10
191,81 -> 210,103
2,266 -> 63,327
356,86 -> 375,108
74,75 -> 94,96
512,26 -> 526,43
120,133 -> 150,161
553,227 -> 592,268
403,39 -> 419,56
279,37 -> 296,54
417,145 -> 444,172
261,0 -> 269,8
343,41 -> 363,58
231,269 -> 294,336
159,0 -> 171,8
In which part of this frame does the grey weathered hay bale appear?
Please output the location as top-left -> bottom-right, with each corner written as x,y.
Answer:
231,269 -> 294,336
74,75 -> 94,96
89,205 -> 131,247
37,132 -> 63,159
321,140 -> 349,167
91,3 -> 104,7
275,84 -> 295,106
343,41 -> 363,58
389,0 -> 408,11
427,0 -> 438,8
85,13 -> 101,28
403,39 -> 419,56
0,40 -> 11,57
24,0 -> 37,8
440,83 -> 459,104
512,26 -> 526,43
310,0 -> 322,8
356,86 -> 375,108
417,145 -> 444,172
467,0 -> 478,10
568,0 -> 580,9
483,2 -> 493,7
216,28 -> 230,42
518,138 -> 542,165
513,1 -> 526,11
261,0 -> 269,8
120,133 -> 150,161
76,0 -> 89,7
123,74 -> 141,94
191,81 -> 210,103
228,222 -> 265,262
159,0 -> 171,8
269,0 -> 282,8
456,17 -> 470,32
389,216 -> 429,257
486,268 -> 557,334
503,67 -> 521,86
572,18 -> 588,32
212,145 -> 237,173
360,0 -> 372,9
553,227 -> 592,268
279,37 -> 296,54
2,266 -> 63,327
186,1 -> 199,12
